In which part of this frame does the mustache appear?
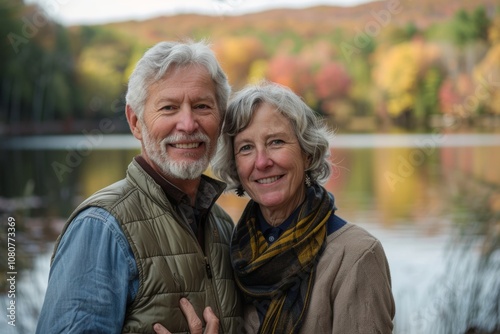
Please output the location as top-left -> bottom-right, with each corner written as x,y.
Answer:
161,132 -> 210,144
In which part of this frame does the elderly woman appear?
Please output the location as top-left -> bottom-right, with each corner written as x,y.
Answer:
211,81 -> 395,334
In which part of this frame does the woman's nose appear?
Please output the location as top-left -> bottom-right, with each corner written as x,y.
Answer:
254,149 -> 273,169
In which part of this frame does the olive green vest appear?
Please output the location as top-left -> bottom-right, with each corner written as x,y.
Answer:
52,160 -> 244,334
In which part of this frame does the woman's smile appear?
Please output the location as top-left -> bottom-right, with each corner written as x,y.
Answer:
255,175 -> 284,184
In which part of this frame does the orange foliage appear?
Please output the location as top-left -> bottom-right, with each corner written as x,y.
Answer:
265,55 -> 313,98
213,37 -> 266,89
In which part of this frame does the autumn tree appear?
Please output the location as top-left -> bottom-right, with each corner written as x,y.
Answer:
438,78 -> 463,115
373,39 -> 442,125
488,9 -> 500,45
457,11 -> 500,116
314,62 -> 351,100
77,29 -> 133,118
473,46 -> 500,114
313,62 -> 353,119
265,54 -> 313,99
213,36 -> 266,89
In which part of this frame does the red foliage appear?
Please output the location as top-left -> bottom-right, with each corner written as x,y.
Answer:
438,74 -> 474,114
314,62 -> 352,99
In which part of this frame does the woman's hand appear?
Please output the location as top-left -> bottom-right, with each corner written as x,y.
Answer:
153,298 -> 219,334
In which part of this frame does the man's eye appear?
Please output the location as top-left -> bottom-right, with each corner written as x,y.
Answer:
195,104 -> 210,109
160,105 -> 175,111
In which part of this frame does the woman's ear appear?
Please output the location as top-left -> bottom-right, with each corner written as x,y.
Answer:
126,105 -> 142,140
304,153 -> 312,170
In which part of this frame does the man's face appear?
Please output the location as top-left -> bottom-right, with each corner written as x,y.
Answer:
136,64 -> 221,181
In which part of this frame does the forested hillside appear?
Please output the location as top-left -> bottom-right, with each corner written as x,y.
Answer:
1,0 -> 499,134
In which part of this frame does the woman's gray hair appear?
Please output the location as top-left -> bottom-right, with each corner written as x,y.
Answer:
212,81 -> 334,191
125,40 -> 230,119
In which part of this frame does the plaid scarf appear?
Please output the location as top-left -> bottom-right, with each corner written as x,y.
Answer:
231,185 -> 334,334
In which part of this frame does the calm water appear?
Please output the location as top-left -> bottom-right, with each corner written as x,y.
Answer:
1,133 -> 499,333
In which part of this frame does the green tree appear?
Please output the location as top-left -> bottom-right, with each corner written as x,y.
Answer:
415,67 -> 444,127
450,7 -> 490,46
0,1 -> 85,129
0,0 -> 23,123
470,6 -> 490,41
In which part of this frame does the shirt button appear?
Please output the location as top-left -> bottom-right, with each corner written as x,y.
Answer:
268,236 -> 275,243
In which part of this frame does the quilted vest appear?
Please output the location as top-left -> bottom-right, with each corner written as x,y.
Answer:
52,160 -> 244,333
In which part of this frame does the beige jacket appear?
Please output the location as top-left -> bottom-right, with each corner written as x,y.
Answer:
243,222 -> 395,334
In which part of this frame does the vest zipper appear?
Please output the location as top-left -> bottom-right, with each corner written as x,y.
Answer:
204,257 -> 213,279
176,210 -> 225,331
203,219 -> 226,333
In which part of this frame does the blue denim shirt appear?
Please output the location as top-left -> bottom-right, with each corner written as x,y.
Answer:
36,207 -> 139,334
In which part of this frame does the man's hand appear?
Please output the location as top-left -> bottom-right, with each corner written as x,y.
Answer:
153,298 -> 219,334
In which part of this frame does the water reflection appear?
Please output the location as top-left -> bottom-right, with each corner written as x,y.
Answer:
431,174 -> 500,334
0,134 -> 499,333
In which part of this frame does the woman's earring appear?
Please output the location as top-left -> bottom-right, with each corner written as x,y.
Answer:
236,186 -> 245,197
305,173 -> 312,187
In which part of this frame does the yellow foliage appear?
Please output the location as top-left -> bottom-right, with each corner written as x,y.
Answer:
488,15 -> 500,45
373,40 -> 441,117
247,59 -> 268,84
123,45 -> 148,84
213,37 -> 266,88
387,93 -> 414,116
473,44 -> 500,114
78,45 -> 126,101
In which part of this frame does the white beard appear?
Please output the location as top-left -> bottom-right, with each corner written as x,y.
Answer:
142,129 -> 212,180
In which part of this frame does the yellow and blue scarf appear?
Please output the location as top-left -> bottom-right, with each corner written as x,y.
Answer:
231,185 -> 334,334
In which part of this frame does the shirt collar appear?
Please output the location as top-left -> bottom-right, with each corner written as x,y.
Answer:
255,186 -> 329,236
134,155 -> 226,211
256,203 -> 301,236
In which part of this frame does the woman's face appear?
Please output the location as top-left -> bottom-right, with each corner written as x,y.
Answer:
234,102 -> 309,216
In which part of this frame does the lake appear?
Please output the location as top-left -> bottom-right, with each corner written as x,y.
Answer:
1,133 -> 499,333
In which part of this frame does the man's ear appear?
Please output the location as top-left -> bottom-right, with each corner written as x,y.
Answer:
126,105 -> 142,140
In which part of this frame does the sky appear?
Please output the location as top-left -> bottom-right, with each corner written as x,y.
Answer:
25,0 -> 376,25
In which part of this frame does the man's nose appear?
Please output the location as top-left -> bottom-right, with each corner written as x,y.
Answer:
176,107 -> 199,133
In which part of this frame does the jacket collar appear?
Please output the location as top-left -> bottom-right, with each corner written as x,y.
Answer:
133,155 -> 226,212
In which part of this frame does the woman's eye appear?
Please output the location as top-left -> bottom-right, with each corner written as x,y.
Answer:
270,139 -> 284,145
238,144 -> 252,153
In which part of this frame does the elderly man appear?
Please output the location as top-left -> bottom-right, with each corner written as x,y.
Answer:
36,41 -> 243,334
